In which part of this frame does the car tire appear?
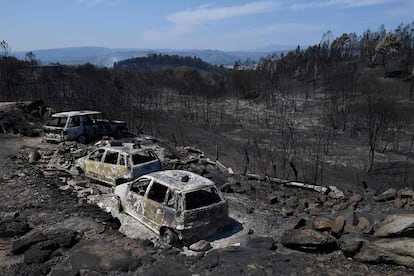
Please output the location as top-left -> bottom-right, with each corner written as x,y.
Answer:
161,228 -> 179,246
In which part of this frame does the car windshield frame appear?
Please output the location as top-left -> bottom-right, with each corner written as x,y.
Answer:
46,117 -> 67,127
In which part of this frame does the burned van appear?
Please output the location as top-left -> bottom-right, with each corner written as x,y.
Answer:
114,170 -> 228,245
44,110 -> 127,143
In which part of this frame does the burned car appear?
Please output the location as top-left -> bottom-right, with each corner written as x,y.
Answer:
114,170 -> 229,245
44,110 -> 127,143
78,143 -> 161,186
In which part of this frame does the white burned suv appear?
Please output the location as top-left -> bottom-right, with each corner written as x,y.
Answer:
44,110 -> 127,144
114,170 -> 229,245
78,142 -> 162,186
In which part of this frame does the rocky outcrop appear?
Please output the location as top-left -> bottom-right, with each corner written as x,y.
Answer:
281,229 -> 337,252
344,238 -> 414,267
374,214 -> 414,238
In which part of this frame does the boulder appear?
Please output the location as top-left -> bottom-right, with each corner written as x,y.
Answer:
346,193 -> 363,210
354,238 -> 414,268
328,186 -> 344,199
190,240 -> 212,252
312,216 -> 333,231
356,217 -> 372,234
376,188 -> 397,202
338,238 -> 366,256
398,189 -> 414,199
0,218 -> 31,237
331,215 -> 345,237
374,214 -> 414,238
281,229 -> 337,252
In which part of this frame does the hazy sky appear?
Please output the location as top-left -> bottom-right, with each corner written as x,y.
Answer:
2,0 -> 413,52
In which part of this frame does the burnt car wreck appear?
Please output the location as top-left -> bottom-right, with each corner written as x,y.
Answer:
44,110 -> 127,144
76,142 -> 161,186
114,170 -> 229,245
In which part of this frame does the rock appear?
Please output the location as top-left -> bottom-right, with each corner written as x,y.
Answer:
331,216 -> 345,237
354,238 -> 414,268
344,225 -> 359,234
346,193 -> 363,210
190,240 -> 212,252
374,214 -> 414,238
281,229 -> 337,252
24,240 -> 59,264
0,218 -> 31,237
338,209 -> 355,227
394,197 -> 405,209
246,237 -> 277,250
356,217 -> 372,234
281,207 -> 293,218
338,238 -> 366,256
312,216 -> 333,231
45,228 -> 78,248
267,194 -> 279,205
49,236 -> 145,275
28,150 -> 41,163
328,186 -> 344,199
398,189 -> 414,199
12,234 -> 48,254
376,188 -> 397,202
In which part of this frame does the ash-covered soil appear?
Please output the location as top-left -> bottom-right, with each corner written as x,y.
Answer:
1,102 -> 414,275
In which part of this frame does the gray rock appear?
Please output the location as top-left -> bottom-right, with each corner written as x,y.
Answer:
356,217 -> 372,234
281,229 -> 337,252
376,188 -> 397,202
189,240 -> 212,252
354,238 -> 414,268
374,214 -> 414,238
312,216 -> 333,231
331,215 -> 345,237
338,238 -> 366,256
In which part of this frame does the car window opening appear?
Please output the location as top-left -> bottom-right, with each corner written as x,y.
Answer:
147,182 -> 168,203
46,117 -> 67,127
88,149 -> 105,161
185,188 -> 221,210
131,179 -> 150,196
104,151 -> 119,165
132,153 -> 156,165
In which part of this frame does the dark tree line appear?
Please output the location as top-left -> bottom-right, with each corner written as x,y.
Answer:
1,22 -> 414,184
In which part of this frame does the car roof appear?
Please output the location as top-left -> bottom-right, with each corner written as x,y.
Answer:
51,110 -> 102,117
98,143 -> 151,155
141,170 -> 215,193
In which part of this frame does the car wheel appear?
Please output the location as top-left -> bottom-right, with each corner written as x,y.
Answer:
78,135 -> 87,144
161,228 -> 178,246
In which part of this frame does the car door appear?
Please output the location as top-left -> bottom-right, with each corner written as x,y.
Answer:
66,115 -> 81,140
125,178 -> 151,219
116,153 -> 130,181
101,150 -> 119,185
143,181 -> 168,229
143,182 -> 178,229
84,149 -> 105,180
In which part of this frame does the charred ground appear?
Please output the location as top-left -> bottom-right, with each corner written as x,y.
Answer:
1,102 -> 414,275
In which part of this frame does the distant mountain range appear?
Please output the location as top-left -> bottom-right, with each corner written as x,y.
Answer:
12,45 -> 294,67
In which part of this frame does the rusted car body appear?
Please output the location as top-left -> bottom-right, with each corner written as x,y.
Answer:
44,110 -> 127,143
80,143 -> 161,186
114,170 -> 228,245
